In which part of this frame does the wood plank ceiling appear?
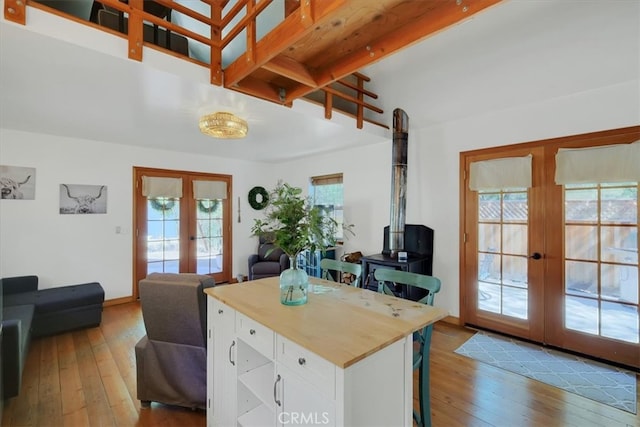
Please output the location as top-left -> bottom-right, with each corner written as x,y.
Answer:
4,0 -> 503,128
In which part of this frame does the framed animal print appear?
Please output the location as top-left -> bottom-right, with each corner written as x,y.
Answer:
0,165 -> 36,200
59,183 -> 107,214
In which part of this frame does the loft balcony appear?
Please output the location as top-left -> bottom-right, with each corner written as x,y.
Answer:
3,0 -> 501,129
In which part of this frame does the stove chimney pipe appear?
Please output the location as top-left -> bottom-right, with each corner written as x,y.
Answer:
389,108 -> 408,258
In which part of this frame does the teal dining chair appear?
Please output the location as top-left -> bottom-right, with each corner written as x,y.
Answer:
320,258 -> 363,287
373,269 -> 442,427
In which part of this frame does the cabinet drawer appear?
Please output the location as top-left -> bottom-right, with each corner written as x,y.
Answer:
211,298 -> 229,319
277,335 -> 335,399
236,312 -> 274,358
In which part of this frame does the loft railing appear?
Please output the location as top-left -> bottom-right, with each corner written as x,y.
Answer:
3,0 -> 387,129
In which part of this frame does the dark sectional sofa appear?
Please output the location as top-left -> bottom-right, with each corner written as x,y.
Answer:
1,275 -> 105,399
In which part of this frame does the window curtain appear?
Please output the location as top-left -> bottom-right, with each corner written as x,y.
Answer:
469,155 -> 532,191
193,180 -> 227,199
142,176 -> 182,198
555,140 -> 640,185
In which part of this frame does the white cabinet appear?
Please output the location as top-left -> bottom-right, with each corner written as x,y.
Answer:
236,313 -> 276,427
206,297 -> 214,426
276,363 -> 335,427
208,298 -> 413,427
210,298 -> 236,427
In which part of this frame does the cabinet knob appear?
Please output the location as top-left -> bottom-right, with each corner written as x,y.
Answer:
298,357 -> 306,366
218,309 -> 223,314
250,328 -> 256,335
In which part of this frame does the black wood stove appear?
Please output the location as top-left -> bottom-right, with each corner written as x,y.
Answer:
361,224 -> 434,301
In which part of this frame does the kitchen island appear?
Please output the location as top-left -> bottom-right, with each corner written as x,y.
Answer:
205,276 -> 447,426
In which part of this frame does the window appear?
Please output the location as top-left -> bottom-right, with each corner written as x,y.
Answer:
309,173 -> 344,241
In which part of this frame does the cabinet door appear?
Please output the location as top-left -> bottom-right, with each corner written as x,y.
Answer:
206,298 -> 214,427
276,364 -> 335,427
212,300 -> 236,427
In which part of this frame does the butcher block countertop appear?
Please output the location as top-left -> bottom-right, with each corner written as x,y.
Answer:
205,276 -> 448,368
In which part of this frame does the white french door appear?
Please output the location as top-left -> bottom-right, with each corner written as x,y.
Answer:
461,126 -> 640,368
133,167 -> 233,297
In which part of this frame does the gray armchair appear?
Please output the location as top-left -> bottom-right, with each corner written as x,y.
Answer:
135,273 -> 214,410
248,236 -> 290,280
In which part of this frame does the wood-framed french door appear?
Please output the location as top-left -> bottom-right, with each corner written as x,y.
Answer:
461,126 -> 640,368
132,167 -> 233,298
461,145 -> 546,342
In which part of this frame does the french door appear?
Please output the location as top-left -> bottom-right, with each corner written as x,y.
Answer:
133,167 -> 232,298
461,146 -> 546,342
461,126 -> 640,368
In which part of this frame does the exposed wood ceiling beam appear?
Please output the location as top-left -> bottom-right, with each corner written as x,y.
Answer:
262,56 -> 317,87
284,0 -> 503,103
223,0 -> 347,87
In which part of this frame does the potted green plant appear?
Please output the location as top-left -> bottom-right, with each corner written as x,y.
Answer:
251,181 -> 349,305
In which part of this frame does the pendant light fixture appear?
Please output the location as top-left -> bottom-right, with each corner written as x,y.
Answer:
199,112 -> 248,139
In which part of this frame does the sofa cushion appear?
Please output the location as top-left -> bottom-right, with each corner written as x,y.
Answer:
251,261 -> 282,276
1,275 -> 38,295
32,282 -> 104,313
3,290 -> 37,307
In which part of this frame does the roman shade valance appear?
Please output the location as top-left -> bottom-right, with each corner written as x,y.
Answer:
193,180 -> 227,199
469,155 -> 532,191
555,141 -> 640,185
142,176 -> 183,198
310,173 -> 343,186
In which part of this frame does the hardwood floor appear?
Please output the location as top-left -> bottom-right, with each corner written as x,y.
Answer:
3,302 -> 638,426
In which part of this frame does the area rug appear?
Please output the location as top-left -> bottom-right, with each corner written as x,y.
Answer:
454,331 -> 637,414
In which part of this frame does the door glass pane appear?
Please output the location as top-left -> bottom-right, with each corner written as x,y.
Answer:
565,188 -> 598,222
565,225 -> 597,260
601,264 -> 638,303
565,261 -> 597,296
565,295 -> 599,334
601,187 -> 637,224
502,224 -> 527,255
601,226 -> 638,264
477,189 -> 529,319
479,193 -> 501,222
502,286 -> 528,319
478,282 -> 501,314
564,183 -> 639,344
601,301 -> 639,343
503,255 -> 527,288
195,199 -> 223,274
147,198 -> 180,274
478,223 -> 500,252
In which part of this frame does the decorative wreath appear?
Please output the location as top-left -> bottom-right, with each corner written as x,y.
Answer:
248,186 -> 269,210
149,198 -> 176,212
197,199 -> 220,214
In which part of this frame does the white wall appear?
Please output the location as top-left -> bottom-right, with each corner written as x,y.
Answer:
0,129 -> 271,299
2,78 -> 637,311
281,80 -> 640,318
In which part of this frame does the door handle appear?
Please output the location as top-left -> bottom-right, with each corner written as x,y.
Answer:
529,252 -> 542,260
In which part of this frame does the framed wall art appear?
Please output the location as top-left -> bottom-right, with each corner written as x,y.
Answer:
59,183 -> 107,214
0,165 -> 36,200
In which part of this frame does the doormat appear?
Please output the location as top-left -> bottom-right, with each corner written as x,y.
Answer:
454,331 -> 637,414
